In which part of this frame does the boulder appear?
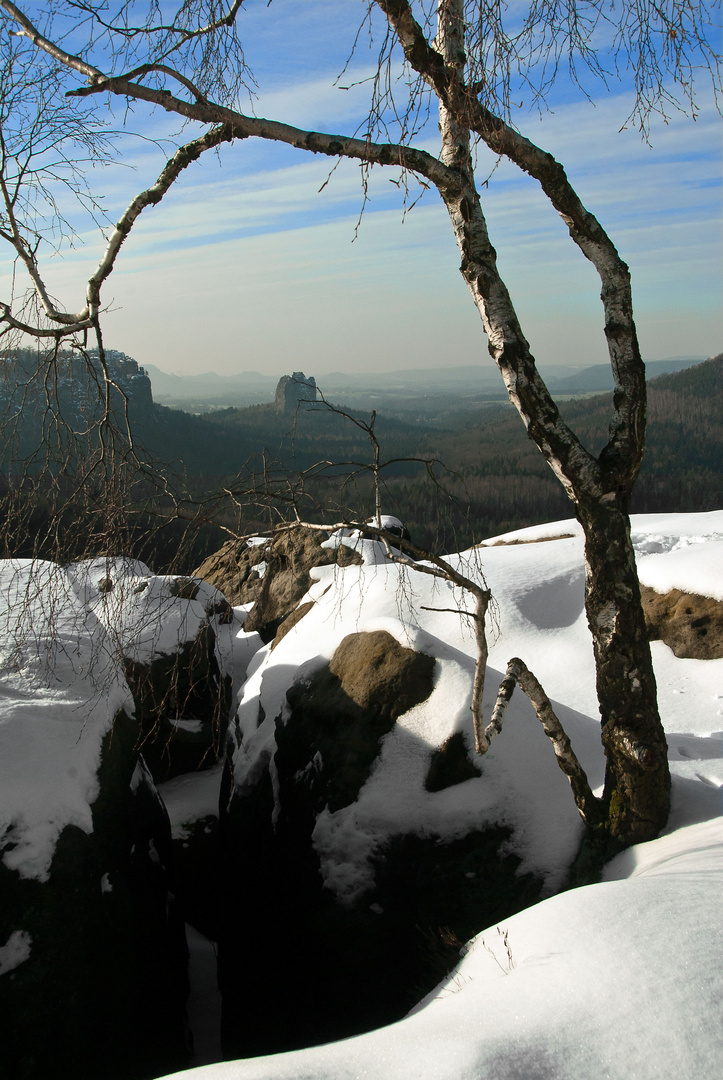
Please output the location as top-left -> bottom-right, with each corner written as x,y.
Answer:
641,584 -> 723,659
71,560 -> 237,782
281,631 -> 436,812
123,620 -> 232,782
218,625 -> 543,1058
193,538 -> 269,607
194,526 -> 361,643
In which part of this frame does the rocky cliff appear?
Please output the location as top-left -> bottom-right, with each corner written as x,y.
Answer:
274,371 -> 317,413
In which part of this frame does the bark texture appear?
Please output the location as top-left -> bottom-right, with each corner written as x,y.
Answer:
489,658 -> 604,830
577,497 -> 669,842
396,0 -> 670,849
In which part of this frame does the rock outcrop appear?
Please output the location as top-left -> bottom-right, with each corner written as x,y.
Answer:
274,371 -> 317,413
218,607 -> 545,1058
0,347 -> 154,431
194,526 -> 361,643
281,631 -> 437,812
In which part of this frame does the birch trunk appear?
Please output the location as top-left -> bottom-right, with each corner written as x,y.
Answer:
428,0 -> 670,849
577,495 -> 669,842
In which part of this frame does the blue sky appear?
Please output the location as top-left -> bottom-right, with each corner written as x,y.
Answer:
11,0 -> 723,377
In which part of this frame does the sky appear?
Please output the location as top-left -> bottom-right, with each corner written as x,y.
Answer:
5,0 -> 722,377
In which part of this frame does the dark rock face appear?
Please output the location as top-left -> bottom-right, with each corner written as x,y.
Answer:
0,348 -> 154,431
100,350 -> 154,416
283,631 -> 436,811
124,620 -> 232,782
218,631 -> 543,1059
194,526 -> 361,643
641,585 -> 723,659
425,730 -> 483,792
0,712 -> 190,1080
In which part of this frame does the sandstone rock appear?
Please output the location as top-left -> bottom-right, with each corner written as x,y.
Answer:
271,599 -> 315,649
0,723 -> 191,1080
193,537 -> 268,606
274,371 -> 317,413
281,630 -> 437,812
0,561 -> 191,1080
641,584 -> 723,659
123,620 -> 232,782
194,526 -> 361,642
77,563 -> 238,782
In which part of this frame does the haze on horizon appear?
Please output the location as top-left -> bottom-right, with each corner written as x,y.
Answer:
7,1 -> 722,378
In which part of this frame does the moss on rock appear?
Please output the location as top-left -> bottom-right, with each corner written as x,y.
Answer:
281,630 -> 436,812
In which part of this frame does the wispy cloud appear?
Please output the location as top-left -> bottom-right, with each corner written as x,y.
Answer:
4,53 -> 720,376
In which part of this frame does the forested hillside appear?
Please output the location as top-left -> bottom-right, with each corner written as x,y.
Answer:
155,355 -> 719,552
395,354 -> 723,547
1,354 -> 720,567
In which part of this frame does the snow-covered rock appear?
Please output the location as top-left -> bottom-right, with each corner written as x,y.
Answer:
159,815 -> 723,1080
2,510 -> 722,1080
172,510 -> 722,1079
215,528 -> 589,1053
194,526 -> 362,643
0,557 -> 250,1080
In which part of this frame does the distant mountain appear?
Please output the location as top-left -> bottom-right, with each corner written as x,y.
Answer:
3,349 -> 718,569
145,356 -> 712,410
548,357 -> 707,394
404,354 -> 723,547
139,355 -> 722,555
144,364 -> 278,406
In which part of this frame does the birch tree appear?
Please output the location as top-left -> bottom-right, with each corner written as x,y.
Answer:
1,0 -> 720,855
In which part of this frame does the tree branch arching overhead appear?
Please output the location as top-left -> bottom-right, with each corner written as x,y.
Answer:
2,0 -> 719,853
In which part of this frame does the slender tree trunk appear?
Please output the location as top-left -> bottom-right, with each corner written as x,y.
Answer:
428,0 -> 670,851
8,0 -> 673,853
577,495 -> 669,844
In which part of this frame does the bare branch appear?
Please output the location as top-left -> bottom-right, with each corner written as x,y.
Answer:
86,122 -> 235,314
488,657 -> 603,827
1,0 -> 104,81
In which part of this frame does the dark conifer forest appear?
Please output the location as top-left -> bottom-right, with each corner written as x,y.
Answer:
141,355 -> 723,559
2,354 -> 720,569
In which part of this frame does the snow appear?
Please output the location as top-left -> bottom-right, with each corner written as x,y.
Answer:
158,810 -> 723,1079
1,512 -> 720,1076
637,541 -> 723,601
158,510 -> 723,1080
66,557 -> 246,668
0,560 -> 133,881
159,764 -> 224,841
0,930 -> 32,976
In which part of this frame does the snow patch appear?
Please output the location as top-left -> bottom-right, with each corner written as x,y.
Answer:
0,930 -> 32,977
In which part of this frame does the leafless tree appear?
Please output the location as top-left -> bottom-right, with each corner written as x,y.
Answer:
1,0 -> 720,855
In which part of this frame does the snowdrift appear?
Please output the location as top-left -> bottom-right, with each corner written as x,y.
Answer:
164,511 -> 723,1080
